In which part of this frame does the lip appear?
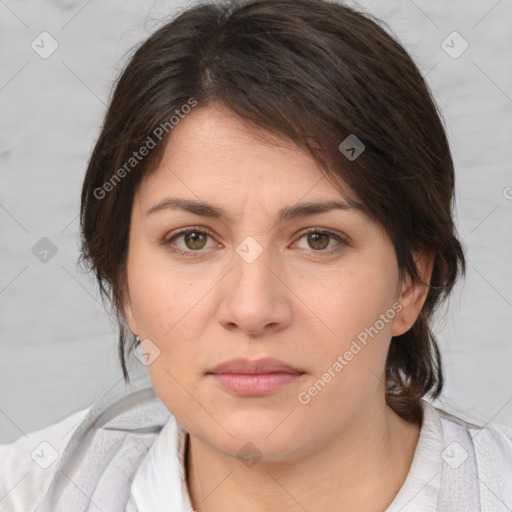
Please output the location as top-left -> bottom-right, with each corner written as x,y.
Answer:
208,357 -> 303,375
206,357 -> 305,397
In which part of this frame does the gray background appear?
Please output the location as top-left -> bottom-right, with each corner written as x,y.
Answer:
1,0 -> 511,444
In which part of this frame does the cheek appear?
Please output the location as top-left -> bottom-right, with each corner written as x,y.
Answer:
296,252 -> 399,392
126,248 -> 221,394
131,265 -> 212,426
303,255 -> 399,345
128,243 -> 215,337
293,280 -> 397,431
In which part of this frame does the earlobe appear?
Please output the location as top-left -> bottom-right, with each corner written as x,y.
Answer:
391,249 -> 435,337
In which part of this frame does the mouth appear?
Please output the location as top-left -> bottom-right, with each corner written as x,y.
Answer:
206,357 -> 306,397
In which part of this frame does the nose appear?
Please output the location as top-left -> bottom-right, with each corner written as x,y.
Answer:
216,242 -> 293,337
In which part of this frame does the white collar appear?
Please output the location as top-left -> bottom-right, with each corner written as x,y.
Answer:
384,399 -> 443,511
127,398 -> 442,512
126,415 -> 192,512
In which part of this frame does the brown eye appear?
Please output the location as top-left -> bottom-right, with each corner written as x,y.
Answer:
294,229 -> 347,254
307,232 -> 330,250
183,231 -> 208,250
164,228 -> 216,256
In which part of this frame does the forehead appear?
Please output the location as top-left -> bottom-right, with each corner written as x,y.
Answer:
134,104 -> 359,213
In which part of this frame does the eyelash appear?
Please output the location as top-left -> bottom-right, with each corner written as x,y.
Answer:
162,226 -> 348,258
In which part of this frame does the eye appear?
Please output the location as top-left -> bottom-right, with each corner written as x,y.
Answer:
163,228 -> 218,256
294,228 -> 347,254
163,227 -> 348,257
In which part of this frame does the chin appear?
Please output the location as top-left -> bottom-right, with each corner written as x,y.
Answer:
196,413 -> 312,463
218,434 -> 308,465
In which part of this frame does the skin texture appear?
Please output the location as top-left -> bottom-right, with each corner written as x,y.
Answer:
123,103 -> 434,512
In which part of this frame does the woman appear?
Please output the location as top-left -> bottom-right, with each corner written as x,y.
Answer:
2,0 -> 511,510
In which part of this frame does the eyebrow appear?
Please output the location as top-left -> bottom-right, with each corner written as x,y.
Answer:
146,197 -> 364,223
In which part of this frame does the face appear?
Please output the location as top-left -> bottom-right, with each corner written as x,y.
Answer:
123,103 -> 428,462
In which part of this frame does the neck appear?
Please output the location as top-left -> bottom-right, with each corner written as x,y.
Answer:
186,397 -> 421,512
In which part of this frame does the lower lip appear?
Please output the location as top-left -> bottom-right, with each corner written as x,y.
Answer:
209,372 -> 304,396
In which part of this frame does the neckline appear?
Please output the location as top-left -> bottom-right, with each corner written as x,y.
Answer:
128,398 -> 443,511
384,399 -> 443,511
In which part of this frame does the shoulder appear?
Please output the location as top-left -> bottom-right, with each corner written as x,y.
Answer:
430,399 -> 512,509
0,407 -> 90,512
0,372 -> 165,512
434,399 -> 512,456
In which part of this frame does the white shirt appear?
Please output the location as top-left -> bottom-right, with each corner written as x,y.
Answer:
1,375 -> 512,512
125,399 -> 512,511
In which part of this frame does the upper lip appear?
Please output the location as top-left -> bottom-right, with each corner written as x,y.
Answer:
207,357 -> 304,375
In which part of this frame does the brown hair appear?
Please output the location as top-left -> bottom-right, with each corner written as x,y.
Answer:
79,0 -> 465,423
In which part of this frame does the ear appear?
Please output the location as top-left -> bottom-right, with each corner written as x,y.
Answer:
392,249 -> 435,337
